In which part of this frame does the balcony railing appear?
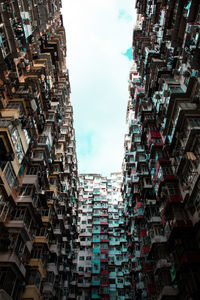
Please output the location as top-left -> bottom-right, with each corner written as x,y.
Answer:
150,234 -> 167,246
0,251 -> 26,278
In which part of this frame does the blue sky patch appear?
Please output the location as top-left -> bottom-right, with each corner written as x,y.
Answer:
118,9 -> 132,22
122,47 -> 132,61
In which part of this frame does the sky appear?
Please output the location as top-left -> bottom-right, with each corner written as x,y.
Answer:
62,0 -> 136,176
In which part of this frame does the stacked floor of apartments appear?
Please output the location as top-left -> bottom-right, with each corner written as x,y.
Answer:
72,173 -> 131,300
0,1 -> 78,299
122,0 -> 200,299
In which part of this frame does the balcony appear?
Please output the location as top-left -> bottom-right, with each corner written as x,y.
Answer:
100,220 -> 108,225
0,251 -> 26,278
77,282 -> 91,288
161,195 -> 183,214
158,286 -> 179,300
100,239 -> 108,243
5,220 -> 32,242
47,263 -> 58,276
80,240 -> 92,247
17,184 -> 38,208
57,212 -> 64,221
0,200 -> 11,223
154,259 -> 171,274
100,258 -> 108,263
124,280 -> 131,287
150,234 -> 167,246
140,245 -> 150,257
29,258 -> 46,278
101,281 -> 109,287
31,149 -> 47,165
109,239 -> 120,246
147,130 -> 163,150
92,294 -> 100,299
148,216 -> 162,223
0,290 -> 12,300
41,209 -> 52,224
42,282 -> 54,295
53,227 -> 62,235
165,219 -> 192,243
143,178 -> 153,189
68,293 -> 76,299
22,285 -> 41,300
145,199 -> 156,206
117,283 -> 124,289
92,281 -> 100,286
136,281 -> 144,290
34,235 -> 49,245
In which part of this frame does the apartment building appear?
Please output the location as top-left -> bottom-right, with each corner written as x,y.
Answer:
122,0 -> 200,299
72,173 -> 131,300
0,1 -> 78,299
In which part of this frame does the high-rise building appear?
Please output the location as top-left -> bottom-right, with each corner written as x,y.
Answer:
73,173 -> 131,300
2,0 -> 200,300
0,1 -> 78,299
122,0 -> 200,299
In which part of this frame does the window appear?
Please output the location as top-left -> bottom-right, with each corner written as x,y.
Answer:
78,267 -> 84,272
100,243 -> 108,249
33,151 -> 44,159
86,267 -> 91,272
79,256 -> 85,261
4,163 -> 16,189
10,128 -> 19,144
46,113 -> 54,121
16,139 -> 24,163
86,256 -> 91,260
101,235 -> 108,240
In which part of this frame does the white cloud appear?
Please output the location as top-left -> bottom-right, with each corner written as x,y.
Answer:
62,0 -> 136,176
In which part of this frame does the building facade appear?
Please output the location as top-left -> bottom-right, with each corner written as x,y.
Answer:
122,0 -> 200,299
72,173 -> 131,300
0,1 -> 78,299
